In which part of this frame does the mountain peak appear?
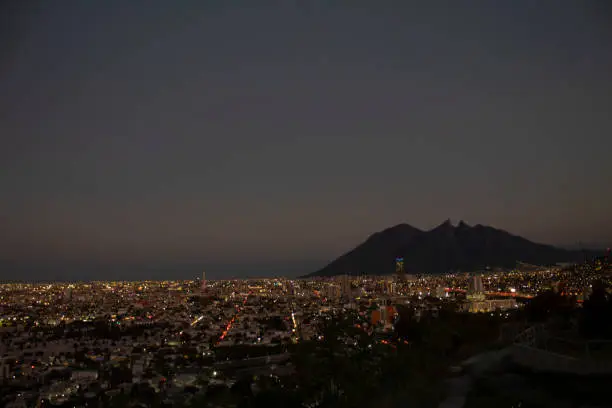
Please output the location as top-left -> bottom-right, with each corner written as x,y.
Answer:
432,219 -> 470,230
432,219 -> 454,231
366,223 -> 422,243
385,223 -> 421,233
307,220 -> 589,277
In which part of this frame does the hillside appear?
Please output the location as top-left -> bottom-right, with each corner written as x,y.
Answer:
307,220 -> 594,277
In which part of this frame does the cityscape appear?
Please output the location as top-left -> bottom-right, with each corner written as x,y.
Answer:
1,252 -> 612,407
3,1 -> 612,407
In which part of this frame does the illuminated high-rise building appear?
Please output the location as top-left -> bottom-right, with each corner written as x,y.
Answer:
395,257 -> 405,280
468,275 -> 484,294
467,274 -> 485,301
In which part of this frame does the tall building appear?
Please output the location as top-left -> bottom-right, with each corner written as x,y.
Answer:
395,257 -> 405,280
467,274 -> 485,301
384,279 -> 395,295
468,275 -> 484,293
201,271 -> 207,292
340,274 -> 352,300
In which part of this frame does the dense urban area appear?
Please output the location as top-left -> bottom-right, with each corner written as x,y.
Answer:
1,254 -> 611,408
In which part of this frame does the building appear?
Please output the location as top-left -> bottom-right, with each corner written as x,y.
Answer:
371,309 -> 381,326
71,369 -> 99,382
467,274 -> 485,301
64,287 -> 73,302
380,279 -> 394,295
468,275 -> 484,293
324,284 -> 341,300
395,257 -> 406,280
461,298 -> 517,313
201,271 -> 207,292
340,275 -> 352,300
372,302 -> 396,330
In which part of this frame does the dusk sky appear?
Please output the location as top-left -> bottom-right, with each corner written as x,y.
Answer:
1,1 -> 611,280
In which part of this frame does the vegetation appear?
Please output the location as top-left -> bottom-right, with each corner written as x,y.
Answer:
580,280 -> 612,339
207,308 -> 508,408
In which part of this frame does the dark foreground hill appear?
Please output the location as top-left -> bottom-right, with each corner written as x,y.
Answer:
307,220 -> 596,277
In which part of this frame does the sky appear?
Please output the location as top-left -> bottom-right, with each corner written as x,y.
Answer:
1,1 -> 611,280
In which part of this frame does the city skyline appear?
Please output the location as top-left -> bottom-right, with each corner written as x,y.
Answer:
0,219 -> 607,282
2,1 -> 612,280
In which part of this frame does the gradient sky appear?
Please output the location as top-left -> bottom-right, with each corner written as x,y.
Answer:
1,1 -> 611,280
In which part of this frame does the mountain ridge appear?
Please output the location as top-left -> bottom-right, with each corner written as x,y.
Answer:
306,220 -> 600,277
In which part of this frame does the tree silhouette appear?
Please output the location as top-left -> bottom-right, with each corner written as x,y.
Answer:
580,280 -> 612,339
394,305 -> 423,344
524,290 -> 574,322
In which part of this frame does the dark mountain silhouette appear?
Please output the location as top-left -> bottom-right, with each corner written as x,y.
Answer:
307,220 -> 598,277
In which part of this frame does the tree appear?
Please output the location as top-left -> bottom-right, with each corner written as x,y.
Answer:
394,305 -> 424,344
580,280 -> 612,339
524,290 -> 574,322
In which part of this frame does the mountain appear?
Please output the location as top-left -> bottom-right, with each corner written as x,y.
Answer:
307,220 -> 597,277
